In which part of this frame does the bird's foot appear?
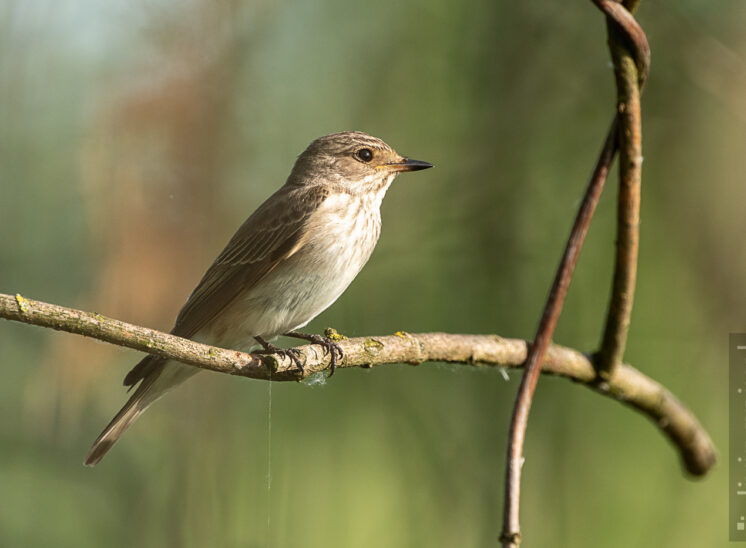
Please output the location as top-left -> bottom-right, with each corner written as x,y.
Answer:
254,336 -> 304,372
283,331 -> 344,376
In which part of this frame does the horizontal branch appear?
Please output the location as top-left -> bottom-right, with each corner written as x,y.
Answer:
0,292 -> 715,476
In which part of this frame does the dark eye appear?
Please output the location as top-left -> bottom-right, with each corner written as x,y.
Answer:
356,148 -> 373,163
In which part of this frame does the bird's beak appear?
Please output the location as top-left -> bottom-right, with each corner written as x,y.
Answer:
383,157 -> 433,172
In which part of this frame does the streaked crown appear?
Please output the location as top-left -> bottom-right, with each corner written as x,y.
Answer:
286,131 -> 431,193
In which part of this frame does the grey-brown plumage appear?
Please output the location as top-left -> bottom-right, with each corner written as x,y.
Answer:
84,131 -> 431,466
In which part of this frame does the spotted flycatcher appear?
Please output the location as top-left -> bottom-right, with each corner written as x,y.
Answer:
84,131 -> 432,465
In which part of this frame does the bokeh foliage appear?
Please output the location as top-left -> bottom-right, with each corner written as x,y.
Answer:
0,1 -> 743,546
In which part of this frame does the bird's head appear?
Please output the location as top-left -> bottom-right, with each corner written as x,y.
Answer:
288,131 -> 432,194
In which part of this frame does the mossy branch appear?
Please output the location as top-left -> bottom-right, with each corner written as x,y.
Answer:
0,292 -> 715,476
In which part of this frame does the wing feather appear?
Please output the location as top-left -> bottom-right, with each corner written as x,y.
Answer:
174,184 -> 328,338
123,184 -> 327,387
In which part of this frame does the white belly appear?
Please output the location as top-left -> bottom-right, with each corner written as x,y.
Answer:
206,191 -> 384,349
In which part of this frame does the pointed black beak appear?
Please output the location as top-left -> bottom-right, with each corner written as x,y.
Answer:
387,158 -> 433,172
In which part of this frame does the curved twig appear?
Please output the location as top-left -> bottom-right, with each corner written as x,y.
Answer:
501,2 -> 652,545
595,0 -> 650,380
500,117 -> 618,548
0,292 -> 716,478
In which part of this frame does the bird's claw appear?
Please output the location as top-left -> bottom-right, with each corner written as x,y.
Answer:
282,331 -> 345,376
281,348 -> 304,371
305,334 -> 344,376
317,342 -> 343,376
254,337 -> 305,372
260,347 -> 304,372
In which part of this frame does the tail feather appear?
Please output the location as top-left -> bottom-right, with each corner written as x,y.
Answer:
84,373 -> 160,466
123,354 -> 163,388
85,360 -> 200,466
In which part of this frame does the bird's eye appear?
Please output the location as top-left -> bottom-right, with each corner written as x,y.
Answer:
356,148 -> 374,163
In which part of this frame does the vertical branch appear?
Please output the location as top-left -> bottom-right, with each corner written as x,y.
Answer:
500,2 -> 650,546
596,1 -> 650,380
500,122 -> 618,547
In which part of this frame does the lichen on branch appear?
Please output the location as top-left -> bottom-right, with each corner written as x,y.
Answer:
0,292 -> 716,476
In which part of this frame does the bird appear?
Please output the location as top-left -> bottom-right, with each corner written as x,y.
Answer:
84,131 -> 432,465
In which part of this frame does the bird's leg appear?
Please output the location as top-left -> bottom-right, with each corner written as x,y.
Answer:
254,336 -> 304,371
283,331 -> 344,376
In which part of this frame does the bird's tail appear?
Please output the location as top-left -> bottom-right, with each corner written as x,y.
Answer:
84,360 -> 197,466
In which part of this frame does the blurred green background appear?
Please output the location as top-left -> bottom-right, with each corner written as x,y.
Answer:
0,1 -> 743,546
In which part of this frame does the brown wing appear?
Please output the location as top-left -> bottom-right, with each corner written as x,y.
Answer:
123,184 -> 328,387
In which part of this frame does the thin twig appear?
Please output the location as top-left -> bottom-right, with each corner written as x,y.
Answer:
500,119 -> 618,547
0,292 -> 716,476
596,0 -> 650,379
